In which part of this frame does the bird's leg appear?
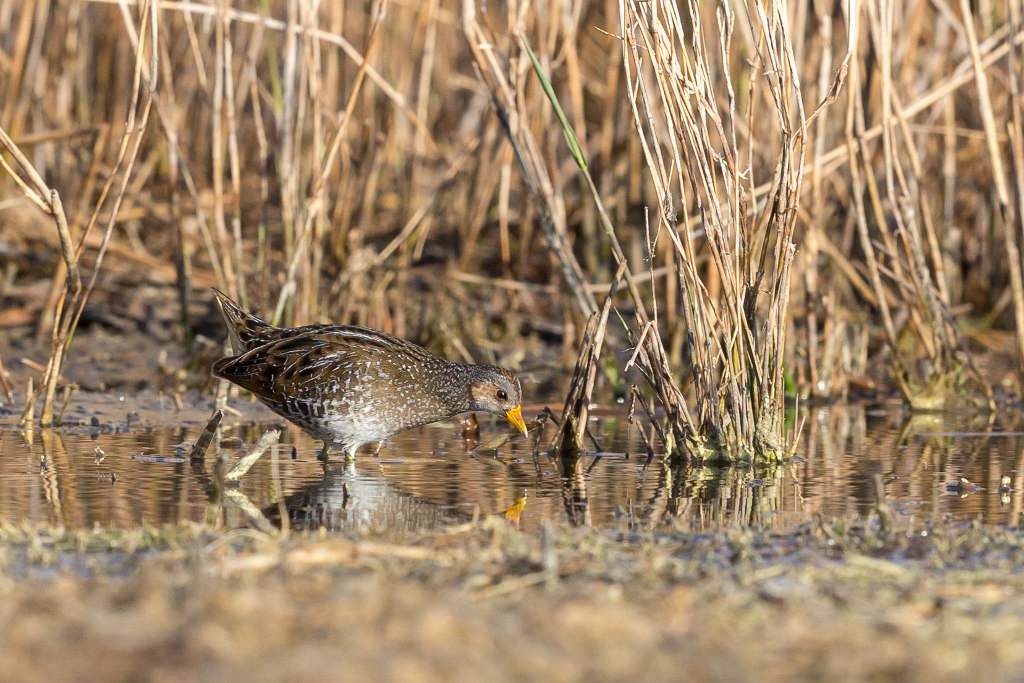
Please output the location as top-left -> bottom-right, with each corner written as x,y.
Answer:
371,440 -> 385,457
316,443 -> 331,462
344,445 -> 357,463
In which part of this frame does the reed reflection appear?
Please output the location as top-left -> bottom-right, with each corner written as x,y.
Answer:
2,404 -> 1023,531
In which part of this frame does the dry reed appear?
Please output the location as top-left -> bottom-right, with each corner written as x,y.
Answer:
0,0 -> 1019,450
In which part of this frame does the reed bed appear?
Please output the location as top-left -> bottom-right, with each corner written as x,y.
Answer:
0,1 -> 1021,460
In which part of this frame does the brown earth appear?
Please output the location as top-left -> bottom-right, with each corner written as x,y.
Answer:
2,518 -> 1024,681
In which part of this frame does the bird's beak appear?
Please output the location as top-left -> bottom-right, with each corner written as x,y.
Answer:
506,405 -> 528,436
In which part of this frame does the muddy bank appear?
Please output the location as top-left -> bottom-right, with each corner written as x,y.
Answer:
2,519 -> 1023,681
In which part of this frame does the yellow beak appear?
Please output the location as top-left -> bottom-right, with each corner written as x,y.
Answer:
505,405 -> 528,436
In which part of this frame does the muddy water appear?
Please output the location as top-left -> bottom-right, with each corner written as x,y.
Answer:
2,392 -> 1023,533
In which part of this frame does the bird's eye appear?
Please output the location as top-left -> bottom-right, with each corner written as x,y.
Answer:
496,389 -> 508,401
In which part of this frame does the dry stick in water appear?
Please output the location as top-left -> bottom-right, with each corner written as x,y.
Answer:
190,410 -> 224,462
552,261 -> 628,454
226,429 -> 281,481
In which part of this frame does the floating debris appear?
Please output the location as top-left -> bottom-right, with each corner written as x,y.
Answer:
219,436 -> 244,449
130,454 -> 186,464
1000,475 -> 1013,506
946,477 -> 982,496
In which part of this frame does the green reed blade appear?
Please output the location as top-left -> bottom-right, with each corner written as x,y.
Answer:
520,36 -> 587,171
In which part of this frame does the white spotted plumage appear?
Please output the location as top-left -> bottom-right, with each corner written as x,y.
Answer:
211,289 -> 526,460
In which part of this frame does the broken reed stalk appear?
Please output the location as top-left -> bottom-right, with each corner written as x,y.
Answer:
552,261 -> 627,455
190,409 -> 224,462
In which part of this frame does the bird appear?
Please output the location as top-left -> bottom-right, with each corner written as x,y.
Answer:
210,288 -> 528,461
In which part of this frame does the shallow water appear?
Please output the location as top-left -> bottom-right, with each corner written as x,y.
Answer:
2,393 -> 1023,533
